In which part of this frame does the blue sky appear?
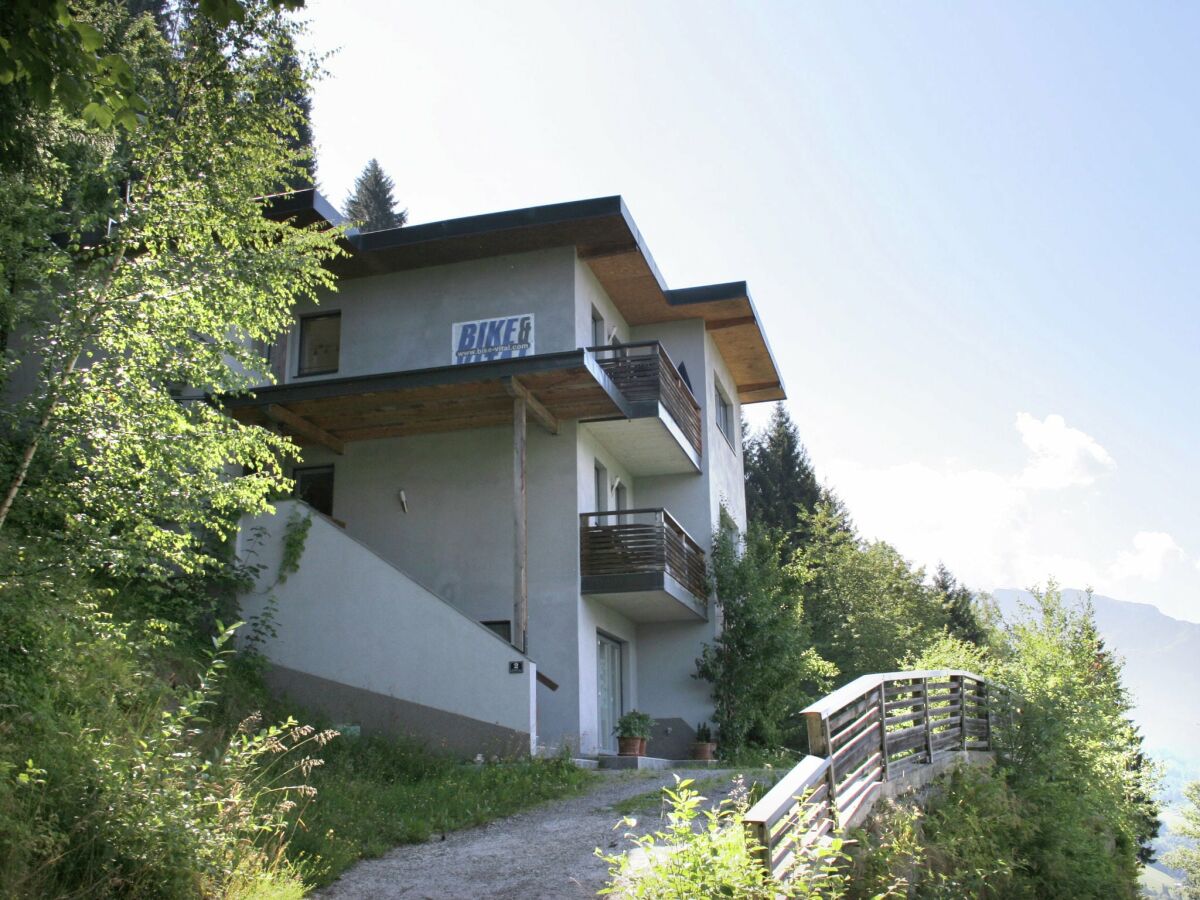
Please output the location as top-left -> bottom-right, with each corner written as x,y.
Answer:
300,1 -> 1200,622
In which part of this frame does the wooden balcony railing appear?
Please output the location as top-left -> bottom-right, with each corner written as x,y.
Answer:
580,508 -> 708,604
590,342 -> 702,456
745,669 -> 1001,881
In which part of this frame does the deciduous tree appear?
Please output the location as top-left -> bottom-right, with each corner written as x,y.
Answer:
0,0 -> 341,580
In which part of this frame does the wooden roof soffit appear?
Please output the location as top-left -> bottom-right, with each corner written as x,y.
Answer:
265,403 -> 345,455
504,376 -> 559,435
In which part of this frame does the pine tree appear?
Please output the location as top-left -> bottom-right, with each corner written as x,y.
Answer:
932,563 -> 988,646
343,158 -> 407,232
744,403 -> 822,550
278,42 -> 316,189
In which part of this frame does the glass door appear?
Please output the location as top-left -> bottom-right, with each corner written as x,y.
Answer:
597,634 -> 622,753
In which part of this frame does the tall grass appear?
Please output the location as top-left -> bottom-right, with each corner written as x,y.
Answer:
286,737 -> 593,886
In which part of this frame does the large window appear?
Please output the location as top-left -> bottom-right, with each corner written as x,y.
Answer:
293,465 -> 334,516
297,312 -> 341,376
714,380 -> 735,445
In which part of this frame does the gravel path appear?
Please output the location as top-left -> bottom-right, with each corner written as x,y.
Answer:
315,767 -> 746,899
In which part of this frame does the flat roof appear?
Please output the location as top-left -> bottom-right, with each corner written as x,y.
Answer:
265,190 -> 785,403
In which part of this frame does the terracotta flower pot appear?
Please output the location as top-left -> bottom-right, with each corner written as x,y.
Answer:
638,737 -> 648,756
692,741 -> 716,761
618,736 -> 643,757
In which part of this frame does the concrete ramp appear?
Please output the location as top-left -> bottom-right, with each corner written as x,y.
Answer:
236,500 -> 537,756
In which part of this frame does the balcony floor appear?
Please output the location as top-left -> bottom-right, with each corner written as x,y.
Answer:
582,572 -> 707,622
582,410 -> 701,476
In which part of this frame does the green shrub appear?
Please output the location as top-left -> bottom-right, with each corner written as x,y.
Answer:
599,776 -> 888,899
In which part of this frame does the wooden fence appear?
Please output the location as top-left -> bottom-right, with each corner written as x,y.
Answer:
744,669 -> 998,880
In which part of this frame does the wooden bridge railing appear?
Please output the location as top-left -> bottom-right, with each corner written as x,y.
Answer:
744,669 -> 998,880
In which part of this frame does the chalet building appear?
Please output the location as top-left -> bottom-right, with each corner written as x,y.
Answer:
231,192 -> 785,759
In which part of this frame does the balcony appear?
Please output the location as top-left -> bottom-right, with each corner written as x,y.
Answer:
580,508 -> 708,622
583,342 -> 702,475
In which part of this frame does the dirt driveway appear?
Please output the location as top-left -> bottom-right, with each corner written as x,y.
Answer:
315,767 -> 745,899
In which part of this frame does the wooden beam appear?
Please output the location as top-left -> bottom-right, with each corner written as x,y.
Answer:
513,396 -> 528,653
265,404 -> 344,455
705,315 -> 757,331
505,377 -> 559,435
737,380 -> 782,395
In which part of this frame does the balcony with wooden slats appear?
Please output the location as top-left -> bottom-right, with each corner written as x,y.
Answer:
581,342 -> 702,475
580,508 -> 708,622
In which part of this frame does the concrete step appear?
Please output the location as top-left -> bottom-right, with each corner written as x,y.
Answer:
597,755 -> 725,770
570,758 -> 600,770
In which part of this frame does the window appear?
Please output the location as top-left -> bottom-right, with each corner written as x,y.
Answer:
591,307 -> 606,347
293,465 -> 334,516
714,380 -> 735,445
593,461 -> 608,512
482,620 -> 512,643
297,312 -> 341,376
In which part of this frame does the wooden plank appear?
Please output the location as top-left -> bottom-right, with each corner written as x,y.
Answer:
705,315 -> 758,331
512,396 -> 527,652
831,703 -> 880,749
265,404 -> 345,454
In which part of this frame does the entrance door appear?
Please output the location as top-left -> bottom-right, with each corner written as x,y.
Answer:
597,634 -> 623,753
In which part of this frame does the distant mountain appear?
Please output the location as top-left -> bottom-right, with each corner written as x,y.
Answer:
991,588 -> 1200,765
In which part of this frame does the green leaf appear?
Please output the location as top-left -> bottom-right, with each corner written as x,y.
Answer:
73,22 -> 105,53
81,101 -> 113,128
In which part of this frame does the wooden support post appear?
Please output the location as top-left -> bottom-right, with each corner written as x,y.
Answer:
956,676 -> 967,751
807,711 -> 839,826
822,717 -> 839,825
505,377 -> 559,435
805,710 -> 838,816
982,680 -> 992,751
877,683 -> 890,783
922,677 -> 934,764
512,396 -> 528,653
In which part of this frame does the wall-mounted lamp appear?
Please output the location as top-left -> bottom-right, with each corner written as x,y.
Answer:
398,489 -> 409,513
612,476 -> 623,491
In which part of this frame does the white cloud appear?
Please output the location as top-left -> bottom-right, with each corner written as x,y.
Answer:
1015,412 -> 1116,490
824,412 -> 1117,593
1109,531 -> 1184,581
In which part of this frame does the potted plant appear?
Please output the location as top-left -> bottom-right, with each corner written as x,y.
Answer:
614,710 -> 655,757
692,721 -> 717,761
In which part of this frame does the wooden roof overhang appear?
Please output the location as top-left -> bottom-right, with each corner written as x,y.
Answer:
266,192 -> 786,404
222,350 -> 632,453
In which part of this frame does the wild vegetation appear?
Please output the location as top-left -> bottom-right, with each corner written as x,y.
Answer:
0,2 -> 584,896
681,406 -> 1161,897
1166,782 -> 1200,898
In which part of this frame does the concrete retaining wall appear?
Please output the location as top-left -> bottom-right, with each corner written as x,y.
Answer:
236,499 -> 538,756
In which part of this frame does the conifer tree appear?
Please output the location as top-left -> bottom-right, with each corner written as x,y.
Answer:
744,403 -> 822,549
343,158 -> 407,232
278,40 -> 316,189
932,563 -> 988,646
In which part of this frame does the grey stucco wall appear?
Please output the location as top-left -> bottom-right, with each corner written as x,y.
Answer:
626,317 -> 749,742
574,256 -> 631,347
291,421 -> 585,752
278,247 -> 578,383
